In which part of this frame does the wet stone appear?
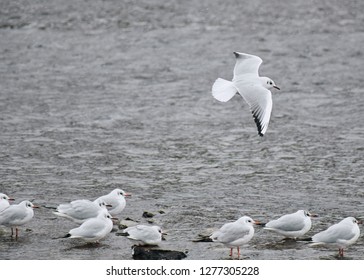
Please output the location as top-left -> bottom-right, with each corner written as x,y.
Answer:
142,211 -> 155,218
131,245 -> 188,260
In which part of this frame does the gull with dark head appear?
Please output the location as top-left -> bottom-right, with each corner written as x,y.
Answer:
212,52 -> 280,136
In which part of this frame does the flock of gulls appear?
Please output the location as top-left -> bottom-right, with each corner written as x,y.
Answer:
1,52 -> 361,260
206,212 -> 361,259
0,191 -> 362,259
0,190 -> 165,248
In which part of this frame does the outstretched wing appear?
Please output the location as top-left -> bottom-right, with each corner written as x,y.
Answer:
237,84 -> 273,136
233,52 -> 263,78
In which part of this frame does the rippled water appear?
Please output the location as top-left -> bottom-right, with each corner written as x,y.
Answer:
0,0 -> 363,260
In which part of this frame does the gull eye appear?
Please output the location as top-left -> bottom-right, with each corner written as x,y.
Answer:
270,81 -> 273,85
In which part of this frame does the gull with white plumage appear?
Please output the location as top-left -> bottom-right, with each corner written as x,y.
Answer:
212,52 -> 280,136
122,225 -> 165,246
263,210 -> 318,239
0,193 -> 15,212
53,198 -> 110,224
0,200 -> 38,238
309,217 -> 362,258
210,216 -> 261,259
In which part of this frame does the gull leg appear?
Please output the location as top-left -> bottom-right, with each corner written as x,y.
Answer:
229,248 -> 233,258
339,248 -> 344,258
237,247 -> 240,260
16,228 -> 19,240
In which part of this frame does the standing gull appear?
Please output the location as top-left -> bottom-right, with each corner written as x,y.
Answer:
210,216 -> 260,259
62,212 -> 117,243
309,217 -> 362,258
97,189 -> 131,216
0,200 -> 38,238
264,210 -> 318,239
212,52 -> 280,136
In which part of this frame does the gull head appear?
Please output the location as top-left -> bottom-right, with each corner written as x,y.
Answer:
261,77 -> 280,90
351,217 -> 363,225
302,210 -> 319,218
238,216 -> 261,225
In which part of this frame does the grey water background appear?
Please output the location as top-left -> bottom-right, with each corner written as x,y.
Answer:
0,0 -> 363,260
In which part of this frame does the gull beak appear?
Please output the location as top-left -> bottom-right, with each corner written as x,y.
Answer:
254,220 -> 262,225
310,213 -> 319,218
273,85 -> 280,90
106,204 -> 113,208
162,232 -> 167,240
123,192 -> 132,197
111,217 -> 119,225
8,197 -> 15,201
357,220 -> 363,225
32,205 -> 40,209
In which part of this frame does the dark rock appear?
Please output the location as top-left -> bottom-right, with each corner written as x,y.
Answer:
142,211 -> 155,218
131,245 -> 187,260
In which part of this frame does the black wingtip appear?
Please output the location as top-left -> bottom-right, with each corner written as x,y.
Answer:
233,51 -> 239,58
116,232 -> 130,237
192,237 -> 213,243
63,233 -> 71,239
297,237 -> 313,242
252,112 -> 264,137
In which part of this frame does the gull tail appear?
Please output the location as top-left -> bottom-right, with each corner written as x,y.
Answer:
212,78 -> 237,102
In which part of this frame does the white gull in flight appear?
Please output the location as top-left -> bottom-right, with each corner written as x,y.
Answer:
212,52 -> 280,136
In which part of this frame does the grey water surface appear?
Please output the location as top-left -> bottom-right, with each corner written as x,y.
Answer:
0,0 -> 363,260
